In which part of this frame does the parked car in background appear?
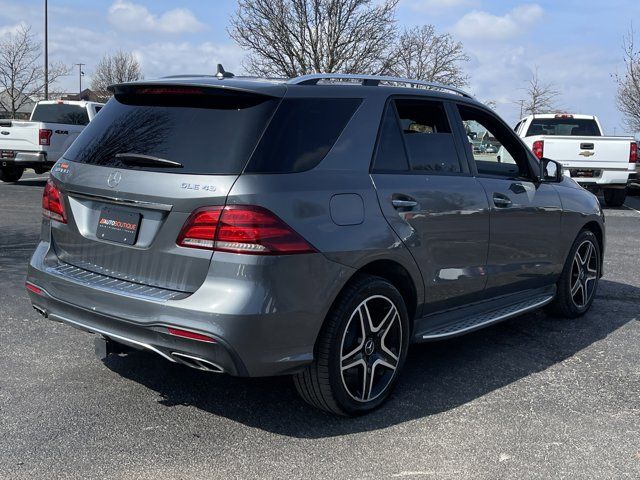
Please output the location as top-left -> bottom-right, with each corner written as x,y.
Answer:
27,73 -> 604,415
0,100 -> 103,182
514,113 -> 637,207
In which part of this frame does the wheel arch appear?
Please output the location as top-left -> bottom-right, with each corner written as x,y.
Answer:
582,220 -> 604,275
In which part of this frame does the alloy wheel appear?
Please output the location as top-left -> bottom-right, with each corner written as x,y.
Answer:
339,295 -> 403,403
570,240 -> 599,309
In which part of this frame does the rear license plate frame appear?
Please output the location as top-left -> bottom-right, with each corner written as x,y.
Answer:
96,208 -> 141,245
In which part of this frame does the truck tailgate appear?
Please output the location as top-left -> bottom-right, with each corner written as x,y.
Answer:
0,121 -> 41,152
540,136 -> 631,167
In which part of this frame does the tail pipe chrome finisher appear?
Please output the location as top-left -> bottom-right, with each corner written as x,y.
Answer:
170,352 -> 224,373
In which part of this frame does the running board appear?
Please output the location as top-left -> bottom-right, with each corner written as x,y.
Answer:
417,294 -> 555,341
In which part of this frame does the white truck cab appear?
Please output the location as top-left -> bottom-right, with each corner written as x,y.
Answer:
0,100 -> 104,182
515,113 -> 637,207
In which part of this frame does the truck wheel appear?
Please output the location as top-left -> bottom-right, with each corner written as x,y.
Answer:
0,166 -> 24,182
546,229 -> 600,318
293,274 -> 409,416
603,188 -> 626,207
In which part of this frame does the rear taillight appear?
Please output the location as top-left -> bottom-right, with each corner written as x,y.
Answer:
177,205 -> 317,255
39,128 -> 52,146
532,140 -> 544,160
630,142 -> 638,164
42,179 -> 67,223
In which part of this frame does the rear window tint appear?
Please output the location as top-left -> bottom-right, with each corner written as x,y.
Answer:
525,118 -> 601,137
246,98 -> 361,173
395,99 -> 461,173
31,104 -> 90,125
64,88 -> 278,174
372,103 -> 409,172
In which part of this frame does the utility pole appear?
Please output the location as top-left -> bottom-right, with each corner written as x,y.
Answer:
44,0 -> 48,99
75,63 -> 85,96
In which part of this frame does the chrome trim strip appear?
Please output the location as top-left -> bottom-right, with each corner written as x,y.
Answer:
67,190 -> 173,211
48,312 -> 177,363
422,295 -> 554,340
288,73 -> 474,98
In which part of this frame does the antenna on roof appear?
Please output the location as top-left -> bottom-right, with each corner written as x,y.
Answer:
215,64 -> 234,79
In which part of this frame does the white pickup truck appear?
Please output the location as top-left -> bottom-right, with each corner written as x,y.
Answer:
514,114 -> 637,207
0,100 -> 103,182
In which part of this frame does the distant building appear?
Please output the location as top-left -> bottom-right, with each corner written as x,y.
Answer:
61,88 -> 111,103
0,91 -> 36,119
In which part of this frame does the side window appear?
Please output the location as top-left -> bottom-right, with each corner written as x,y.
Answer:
514,120 -> 522,133
458,106 -> 532,179
372,103 -> 409,172
395,99 -> 461,173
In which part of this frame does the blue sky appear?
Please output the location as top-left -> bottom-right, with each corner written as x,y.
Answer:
1,0 -> 638,134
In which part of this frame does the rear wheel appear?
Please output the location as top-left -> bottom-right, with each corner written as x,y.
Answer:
547,230 -> 600,318
294,274 -> 409,416
0,166 -> 24,182
603,188 -> 626,207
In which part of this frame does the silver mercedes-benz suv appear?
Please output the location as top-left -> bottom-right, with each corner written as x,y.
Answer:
26,72 -> 605,415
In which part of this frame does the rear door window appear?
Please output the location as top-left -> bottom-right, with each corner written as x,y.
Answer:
525,118 -> 601,136
31,104 -> 90,125
64,86 -> 279,174
393,99 -> 461,173
246,98 -> 361,173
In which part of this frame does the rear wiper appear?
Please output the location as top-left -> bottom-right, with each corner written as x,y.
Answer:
115,153 -> 183,168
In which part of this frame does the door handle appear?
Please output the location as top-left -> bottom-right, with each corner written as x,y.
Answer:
392,199 -> 418,209
492,193 -> 512,208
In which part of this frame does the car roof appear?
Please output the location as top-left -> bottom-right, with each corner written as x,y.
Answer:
113,74 -> 483,107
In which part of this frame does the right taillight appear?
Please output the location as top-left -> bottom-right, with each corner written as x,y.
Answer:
630,142 -> 638,164
532,140 -> 544,160
39,129 -> 52,146
177,205 -> 317,255
42,179 -> 67,223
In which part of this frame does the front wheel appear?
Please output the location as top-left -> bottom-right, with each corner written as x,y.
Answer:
294,274 -> 410,416
547,229 -> 601,318
0,166 -> 24,182
603,188 -> 626,207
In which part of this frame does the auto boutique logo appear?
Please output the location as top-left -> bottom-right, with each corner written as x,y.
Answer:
107,170 -> 122,188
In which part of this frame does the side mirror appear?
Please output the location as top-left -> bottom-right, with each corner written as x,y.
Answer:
540,157 -> 563,182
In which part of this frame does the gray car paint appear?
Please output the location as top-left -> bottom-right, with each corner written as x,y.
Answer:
26,77 -> 605,377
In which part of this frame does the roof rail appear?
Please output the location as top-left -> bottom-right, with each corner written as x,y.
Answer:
288,73 -> 473,98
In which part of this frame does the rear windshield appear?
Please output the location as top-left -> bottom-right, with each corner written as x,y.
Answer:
525,118 -> 601,137
31,104 -> 90,125
64,87 -> 279,174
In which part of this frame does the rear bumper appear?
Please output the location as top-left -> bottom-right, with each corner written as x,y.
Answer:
26,239 -> 353,377
1,151 -> 52,168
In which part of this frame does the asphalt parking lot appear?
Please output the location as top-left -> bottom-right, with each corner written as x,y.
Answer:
1,172 -> 639,480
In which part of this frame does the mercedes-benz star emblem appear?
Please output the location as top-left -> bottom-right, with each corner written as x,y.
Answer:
107,171 -> 122,188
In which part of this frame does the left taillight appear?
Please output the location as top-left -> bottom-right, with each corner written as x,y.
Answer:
630,142 -> 638,164
42,179 -> 67,223
177,205 -> 317,255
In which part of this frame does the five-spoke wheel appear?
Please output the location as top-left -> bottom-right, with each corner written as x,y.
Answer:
294,274 -> 409,416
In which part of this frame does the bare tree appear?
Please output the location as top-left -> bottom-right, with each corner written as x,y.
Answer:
91,50 -> 143,92
0,24 -> 69,118
615,27 -> 640,133
229,0 -> 399,77
388,25 -> 469,86
522,68 -> 560,115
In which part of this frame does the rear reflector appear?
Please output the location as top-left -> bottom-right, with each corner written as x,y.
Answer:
167,327 -> 216,343
630,142 -> 638,164
42,179 -> 67,223
177,205 -> 317,255
39,128 -> 53,146
532,140 -> 544,160
25,282 -> 43,295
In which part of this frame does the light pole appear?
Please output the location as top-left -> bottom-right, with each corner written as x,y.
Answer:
44,0 -> 48,100
75,63 -> 85,96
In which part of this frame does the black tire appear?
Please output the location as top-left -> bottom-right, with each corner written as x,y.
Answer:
546,230 -> 601,318
603,188 -> 626,207
0,166 -> 24,182
293,274 -> 410,416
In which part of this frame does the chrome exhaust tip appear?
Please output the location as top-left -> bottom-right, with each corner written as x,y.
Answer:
33,305 -> 48,318
171,352 -> 224,373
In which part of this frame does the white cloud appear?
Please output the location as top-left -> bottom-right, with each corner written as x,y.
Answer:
453,4 -> 544,40
108,1 -> 205,34
0,21 -> 27,38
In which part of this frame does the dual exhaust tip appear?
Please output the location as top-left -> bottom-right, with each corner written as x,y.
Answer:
170,352 -> 224,373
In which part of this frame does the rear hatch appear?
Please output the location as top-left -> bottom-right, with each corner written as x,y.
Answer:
50,82 -> 283,294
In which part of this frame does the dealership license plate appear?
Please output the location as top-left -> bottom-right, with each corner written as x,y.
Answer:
96,208 -> 141,245
1,150 -> 15,159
